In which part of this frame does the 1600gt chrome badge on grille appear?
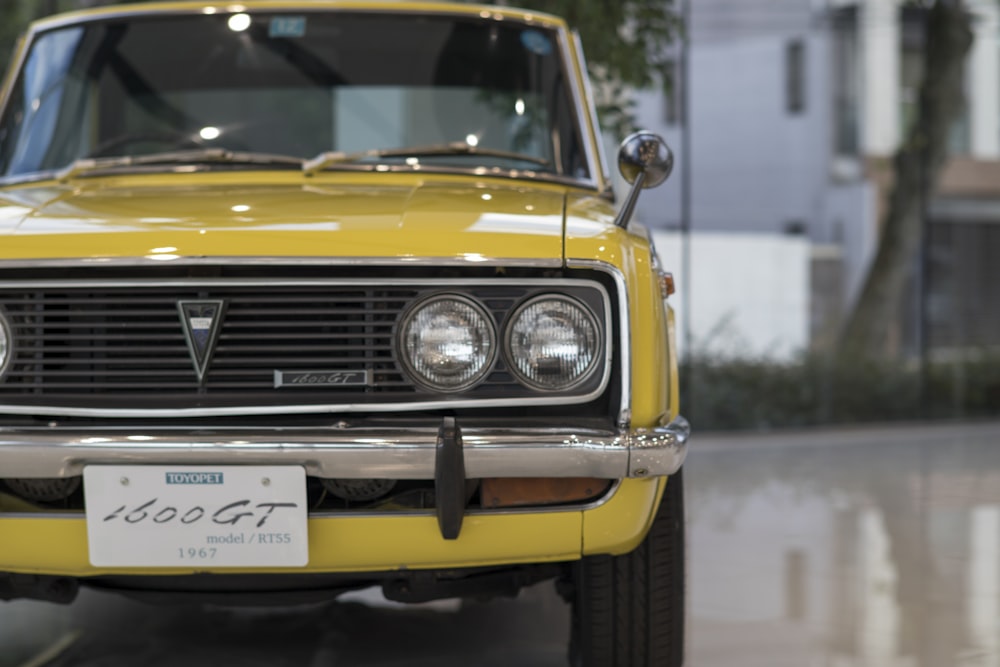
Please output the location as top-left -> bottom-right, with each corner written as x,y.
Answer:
178,300 -> 225,383
273,370 -> 371,388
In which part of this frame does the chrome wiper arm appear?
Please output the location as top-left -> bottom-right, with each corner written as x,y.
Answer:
57,149 -> 303,181
302,148 -> 383,176
303,142 -> 550,176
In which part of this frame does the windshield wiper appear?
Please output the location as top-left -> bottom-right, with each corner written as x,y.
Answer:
56,148 -> 303,181
303,142 -> 551,176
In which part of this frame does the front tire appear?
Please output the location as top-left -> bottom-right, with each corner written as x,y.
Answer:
569,469 -> 685,667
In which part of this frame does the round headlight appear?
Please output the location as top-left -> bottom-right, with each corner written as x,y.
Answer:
398,295 -> 497,392
0,310 -> 10,379
506,295 -> 601,391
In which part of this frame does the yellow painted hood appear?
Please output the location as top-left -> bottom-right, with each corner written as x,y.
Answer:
0,174 -> 567,263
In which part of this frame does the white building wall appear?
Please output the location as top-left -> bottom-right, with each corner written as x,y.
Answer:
630,5 -> 859,359
968,0 -> 1000,160
650,230 -> 810,360
860,0 -> 901,156
633,30 -> 835,237
822,180 -> 878,308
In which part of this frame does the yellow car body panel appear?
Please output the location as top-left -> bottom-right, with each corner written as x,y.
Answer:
565,194 -> 676,428
0,173 -> 565,262
0,478 -> 662,576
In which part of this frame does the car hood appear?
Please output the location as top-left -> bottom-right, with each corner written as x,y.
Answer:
0,175 -> 568,264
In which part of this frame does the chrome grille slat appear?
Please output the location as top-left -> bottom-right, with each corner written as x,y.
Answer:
6,370 -> 194,376
9,346 -> 188,354
219,336 -> 391,342
11,326 -> 183,332
216,347 -> 392,353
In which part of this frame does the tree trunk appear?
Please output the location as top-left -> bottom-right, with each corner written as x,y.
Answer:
837,1 -> 973,360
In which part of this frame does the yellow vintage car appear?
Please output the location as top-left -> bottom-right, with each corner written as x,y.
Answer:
0,2 -> 687,664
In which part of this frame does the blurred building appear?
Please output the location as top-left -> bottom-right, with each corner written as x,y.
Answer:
634,0 -> 1000,357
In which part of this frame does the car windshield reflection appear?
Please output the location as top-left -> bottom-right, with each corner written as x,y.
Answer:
0,12 -> 588,181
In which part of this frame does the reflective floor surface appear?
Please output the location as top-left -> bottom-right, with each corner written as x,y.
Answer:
2,420 -> 999,666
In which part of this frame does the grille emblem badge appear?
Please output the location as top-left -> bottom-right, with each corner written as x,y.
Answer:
178,300 -> 225,383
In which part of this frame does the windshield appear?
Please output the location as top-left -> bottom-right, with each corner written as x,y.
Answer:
0,11 -> 591,180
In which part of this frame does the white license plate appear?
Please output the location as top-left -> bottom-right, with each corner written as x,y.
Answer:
84,465 -> 308,568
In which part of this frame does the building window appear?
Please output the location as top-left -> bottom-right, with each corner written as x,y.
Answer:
786,39 -> 806,114
784,220 -> 807,236
662,59 -> 681,125
832,8 -> 859,154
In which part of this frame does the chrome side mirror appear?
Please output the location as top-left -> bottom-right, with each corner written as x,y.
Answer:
614,132 -> 673,229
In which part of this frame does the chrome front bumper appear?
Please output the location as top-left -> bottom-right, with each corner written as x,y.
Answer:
0,416 -> 690,480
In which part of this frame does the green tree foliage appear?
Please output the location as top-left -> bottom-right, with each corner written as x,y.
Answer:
0,2 -> 36,80
1,2 -> 86,77
0,1 -> 157,79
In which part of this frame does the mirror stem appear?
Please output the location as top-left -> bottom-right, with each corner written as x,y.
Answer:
613,171 -> 647,229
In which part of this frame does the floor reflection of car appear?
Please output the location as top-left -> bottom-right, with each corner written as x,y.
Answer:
0,4 -> 686,665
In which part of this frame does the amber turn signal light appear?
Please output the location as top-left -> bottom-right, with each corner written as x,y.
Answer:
480,477 -> 612,509
659,272 -> 676,299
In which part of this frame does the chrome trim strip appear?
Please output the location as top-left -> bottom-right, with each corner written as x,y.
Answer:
566,260 -> 631,428
27,4 -> 565,37
0,308 -> 10,380
0,256 -> 564,270
572,31 -> 613,192
628,416 -> 690,478
0,277 -> 613,418
556,30 -> 602,188
311,163 -> 600,191
0,163 -> 601,192
0,277 -> 598,289
0,392 -> 600,420
0,420 -> 688,479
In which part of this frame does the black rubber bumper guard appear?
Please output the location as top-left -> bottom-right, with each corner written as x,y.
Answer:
435,416 -> 467,540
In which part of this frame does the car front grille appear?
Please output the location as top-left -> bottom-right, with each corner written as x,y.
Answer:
0,276 -> 610,415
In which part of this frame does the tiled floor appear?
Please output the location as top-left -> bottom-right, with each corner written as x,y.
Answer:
3,420 -> 999,666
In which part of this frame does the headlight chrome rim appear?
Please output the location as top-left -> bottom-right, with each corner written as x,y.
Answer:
0,309 -> 11,381
504,294 -> 602,392
397,293 -> 498,393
